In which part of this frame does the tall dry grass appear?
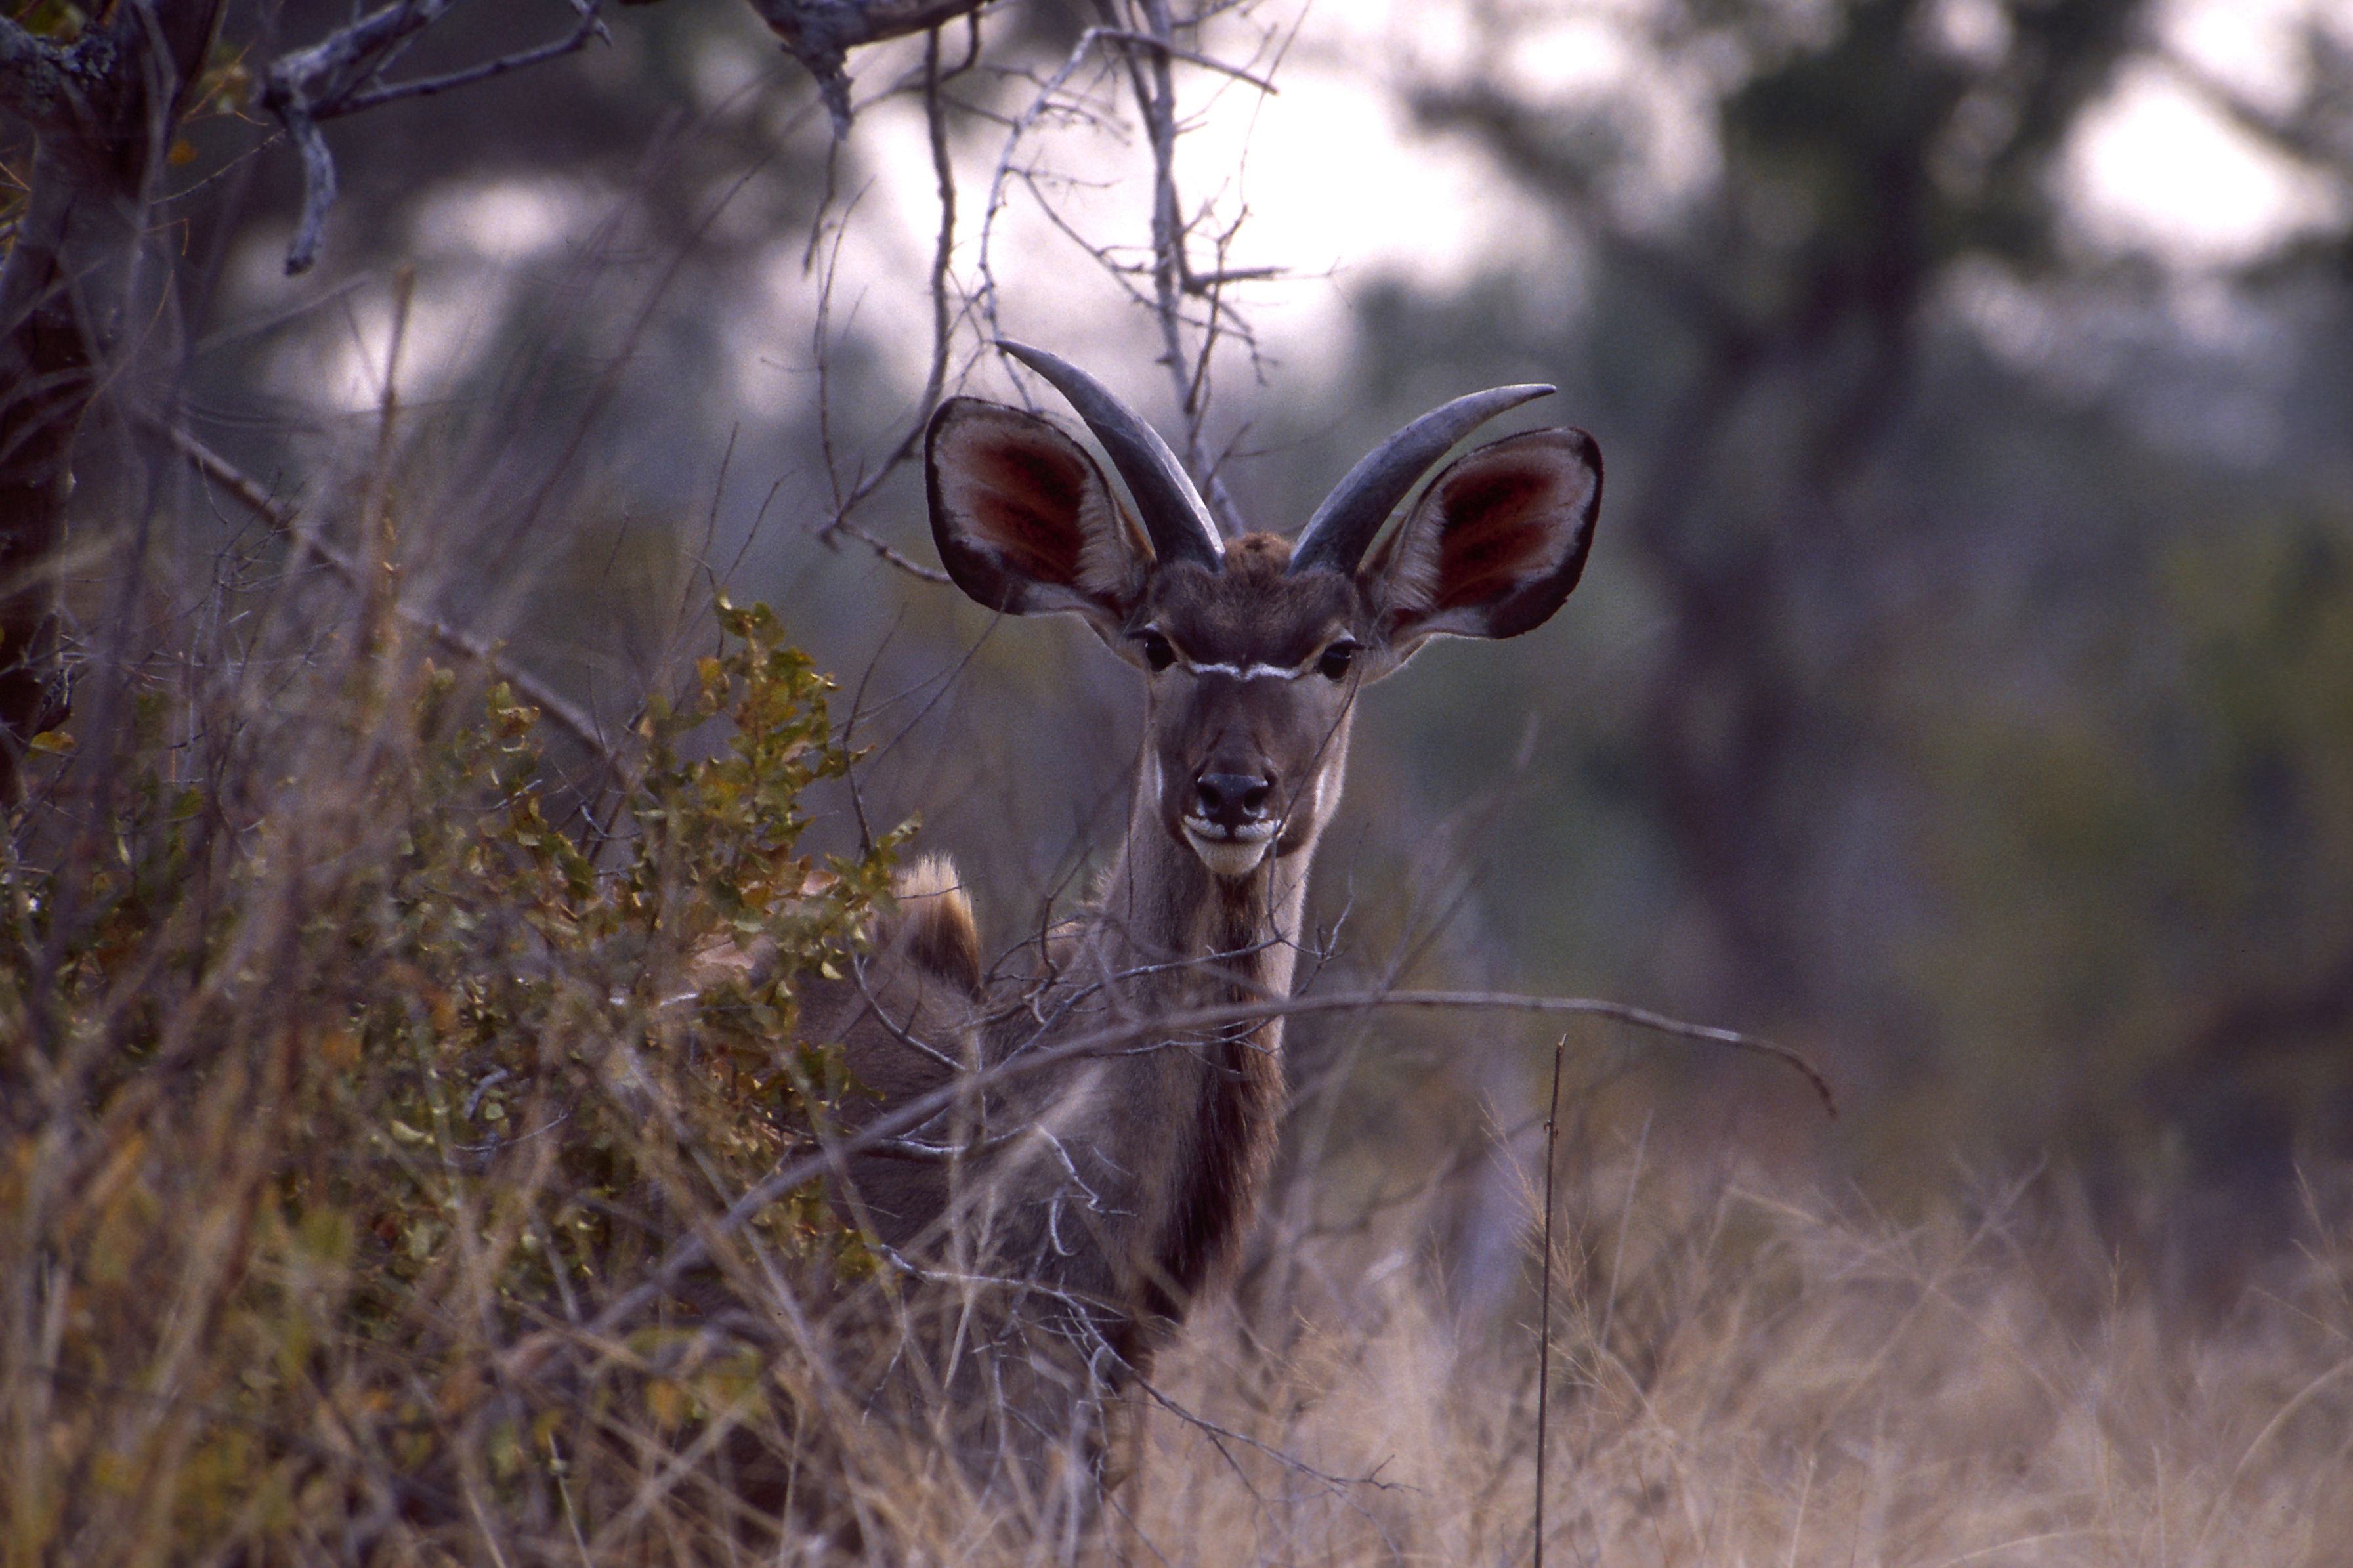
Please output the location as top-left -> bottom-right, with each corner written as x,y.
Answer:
1122,1151 -> 2353,1567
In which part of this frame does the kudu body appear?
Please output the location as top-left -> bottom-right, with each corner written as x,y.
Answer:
797,344 -> 1601,1495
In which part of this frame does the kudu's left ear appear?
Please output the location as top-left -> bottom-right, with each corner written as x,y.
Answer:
927,396 -> 1153,629
1359,427 -> 1602,652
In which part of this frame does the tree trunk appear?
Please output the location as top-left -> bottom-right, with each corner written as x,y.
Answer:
0,0 -> 224,806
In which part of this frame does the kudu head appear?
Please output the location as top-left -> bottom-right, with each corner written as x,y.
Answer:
926,342 -> 1602,882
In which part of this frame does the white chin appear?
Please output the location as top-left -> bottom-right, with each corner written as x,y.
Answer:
1185,824 -> 1271,878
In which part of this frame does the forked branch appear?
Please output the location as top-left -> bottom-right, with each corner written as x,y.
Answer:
259,0 -> 612,274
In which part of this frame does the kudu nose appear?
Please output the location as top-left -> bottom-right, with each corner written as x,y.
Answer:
1194,772 -> 1273,830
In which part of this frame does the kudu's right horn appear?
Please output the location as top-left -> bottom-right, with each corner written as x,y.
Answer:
998,340 -> 1227,572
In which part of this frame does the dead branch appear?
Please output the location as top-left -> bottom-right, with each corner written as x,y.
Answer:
974,14 -> 1271,339
750,0 -> 992,133
258,0 -> 612,276
808,24 -> 969,576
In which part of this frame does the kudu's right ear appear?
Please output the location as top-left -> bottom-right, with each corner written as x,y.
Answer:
1359,426 -> 1602,656
927,397 -> 1153,632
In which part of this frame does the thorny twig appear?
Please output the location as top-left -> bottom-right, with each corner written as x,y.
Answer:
259,0 -> 612,275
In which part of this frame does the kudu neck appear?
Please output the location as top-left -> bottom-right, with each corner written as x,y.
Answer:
1097,757 -> 1340,1004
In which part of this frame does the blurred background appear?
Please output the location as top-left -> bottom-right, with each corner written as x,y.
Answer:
89,0 -> 2353,1302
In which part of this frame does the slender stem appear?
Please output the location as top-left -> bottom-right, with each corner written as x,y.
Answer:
1535,1030 -> 1565,1568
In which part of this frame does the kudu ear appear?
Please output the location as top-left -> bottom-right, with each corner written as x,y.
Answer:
927,397 -> 1153,629
1359,427 -> 1601,653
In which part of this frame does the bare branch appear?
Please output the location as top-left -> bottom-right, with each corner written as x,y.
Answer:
1108,0 -> 1273,537
258,1 -> 612,276
916,26 -> 960,442
974,17 -> 1271,339
1125,0 -> 1205,467
816,517 -> 955,583
1130,1374 -> 1404,1496
810,24 -> 967,569
536,984 -> 1830,1363
748,0 -> 992,134
337,5 -> 610,114
1086,28 -> 1277,95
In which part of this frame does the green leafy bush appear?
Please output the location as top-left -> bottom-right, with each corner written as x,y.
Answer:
0,597 -> 903,1563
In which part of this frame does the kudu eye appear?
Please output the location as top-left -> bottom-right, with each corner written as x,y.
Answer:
1317,641 -> 1360,682
1138,631 -> 1177,673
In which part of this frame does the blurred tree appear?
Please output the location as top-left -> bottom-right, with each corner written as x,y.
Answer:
0,0 -> 1073,809
1409,0 -> 2142,1021
1367,0 -> 2353,1205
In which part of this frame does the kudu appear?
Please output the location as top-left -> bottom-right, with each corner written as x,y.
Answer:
796,341 -> 1600,1507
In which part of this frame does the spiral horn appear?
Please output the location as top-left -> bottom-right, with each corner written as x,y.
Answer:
1288,383 -> 1555,576
998,340 -> 1225,570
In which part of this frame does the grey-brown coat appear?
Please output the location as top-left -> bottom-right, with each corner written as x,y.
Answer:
799,343 -> 1603,1504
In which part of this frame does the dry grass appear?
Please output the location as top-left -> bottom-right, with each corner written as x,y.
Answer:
1117,1158 -> 2353,1567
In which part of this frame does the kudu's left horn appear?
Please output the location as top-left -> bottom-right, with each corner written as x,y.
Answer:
1288,383 -> 1556,577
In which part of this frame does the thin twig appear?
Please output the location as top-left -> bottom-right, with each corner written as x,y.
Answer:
1124,0 -> 1261,535
916,26 -> 959,436
1088,27 -> 1277,94
973,18 -> 1270,339
534,985 -> 1830,1364
153,421 -> 616,767
816,518 -> 954,584
809,24 -> 967,566
1133,1374 -> 1404,1495
333,4 -> 608,114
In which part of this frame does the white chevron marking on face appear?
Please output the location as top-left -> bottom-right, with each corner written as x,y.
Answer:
1183,661 -> 1302,681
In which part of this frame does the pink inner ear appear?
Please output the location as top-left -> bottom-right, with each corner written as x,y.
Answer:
965,439 -> 1092,589
1432,463 -> 1562,610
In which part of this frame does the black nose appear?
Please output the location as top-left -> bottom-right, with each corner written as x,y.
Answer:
1194,772 -> 1272,830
